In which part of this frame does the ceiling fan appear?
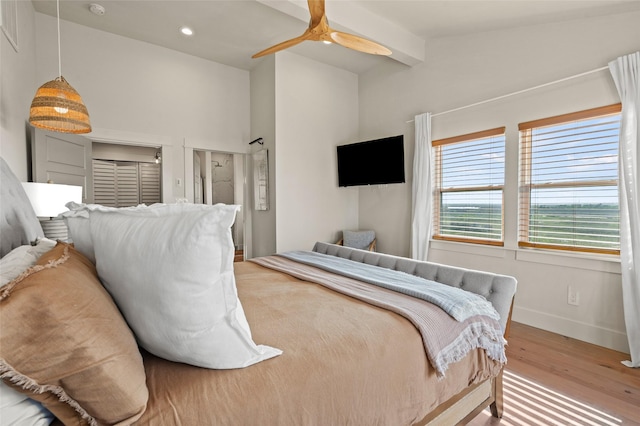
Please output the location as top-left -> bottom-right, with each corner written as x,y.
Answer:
252,0 -> 392,58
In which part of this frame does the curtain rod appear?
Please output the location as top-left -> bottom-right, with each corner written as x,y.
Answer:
406,65 -> 609,123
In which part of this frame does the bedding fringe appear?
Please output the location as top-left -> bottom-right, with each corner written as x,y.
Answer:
433,322 -> 507,380
0,358 -> 97,426
0,244 -> 70,301
0,245 -> 96,424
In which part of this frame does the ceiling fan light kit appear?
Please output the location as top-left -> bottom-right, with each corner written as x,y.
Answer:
252,0 -> 391,58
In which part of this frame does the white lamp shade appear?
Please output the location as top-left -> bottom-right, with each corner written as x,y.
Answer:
21,182 -> 83,218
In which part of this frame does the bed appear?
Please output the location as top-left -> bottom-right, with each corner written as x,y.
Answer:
0,157 -> 517,425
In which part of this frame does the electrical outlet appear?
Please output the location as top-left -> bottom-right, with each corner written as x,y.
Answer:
568,285 -> 580,306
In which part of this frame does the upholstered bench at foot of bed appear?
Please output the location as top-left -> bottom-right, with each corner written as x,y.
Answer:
312,242 -> 517,334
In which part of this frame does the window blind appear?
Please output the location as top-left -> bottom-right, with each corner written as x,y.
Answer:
433,127 -> 505,245
518,104 -> 621,254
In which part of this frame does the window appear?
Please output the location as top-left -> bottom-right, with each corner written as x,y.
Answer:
518,104 -> 621,254
433,127 -> 506,245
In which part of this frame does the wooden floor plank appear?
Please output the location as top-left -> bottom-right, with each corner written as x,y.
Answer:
467,322 -> 640,426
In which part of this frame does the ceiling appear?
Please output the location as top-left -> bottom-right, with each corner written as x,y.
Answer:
31,0 -> 640,74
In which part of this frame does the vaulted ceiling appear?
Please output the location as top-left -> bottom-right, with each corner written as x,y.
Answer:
32,0 -> 640,74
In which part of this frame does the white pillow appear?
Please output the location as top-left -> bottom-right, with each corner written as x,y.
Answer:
0,382 -> 54,426
89,203 -> 282,369
0,238 -> 57,287
61,202 -> 148,263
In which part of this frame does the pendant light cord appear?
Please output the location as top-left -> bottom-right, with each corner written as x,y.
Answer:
57,0 -> 62,78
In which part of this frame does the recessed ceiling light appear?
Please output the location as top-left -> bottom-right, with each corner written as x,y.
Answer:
180,26 -> 194,36
323,40 -> 332,45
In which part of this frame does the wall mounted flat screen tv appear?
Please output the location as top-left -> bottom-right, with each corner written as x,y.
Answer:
337,135 -> 405,187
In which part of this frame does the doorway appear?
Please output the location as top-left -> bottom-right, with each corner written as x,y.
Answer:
92,143 -> 162,207
30,129 -> 166,205
193,150 -> 246,258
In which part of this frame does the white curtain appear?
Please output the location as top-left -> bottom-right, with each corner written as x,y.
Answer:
609,51 -> 640,368
411,113 -> 433,261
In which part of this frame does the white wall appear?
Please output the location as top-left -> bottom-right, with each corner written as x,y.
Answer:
249,56 -> 277,257
0,0 -> 36,181
233,153 -> 245,249
275,52 -> 359,252
248,52 -> 360,256
358,11 -> 640,352
92,142 -> 158,163
34,13 -> 250,202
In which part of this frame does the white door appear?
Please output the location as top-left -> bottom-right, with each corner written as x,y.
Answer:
31,128 -> 93,203
194,152 -> 202,204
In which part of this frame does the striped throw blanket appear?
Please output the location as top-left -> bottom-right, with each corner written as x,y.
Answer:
250,253 -> 506,377
280,250 -> 500,322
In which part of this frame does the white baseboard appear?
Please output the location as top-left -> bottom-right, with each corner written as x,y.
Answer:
512,306 -> 630,354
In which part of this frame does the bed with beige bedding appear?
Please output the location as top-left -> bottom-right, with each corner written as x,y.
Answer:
0,157 -> 517,425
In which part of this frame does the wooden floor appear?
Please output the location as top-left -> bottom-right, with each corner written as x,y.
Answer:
468,322 -> 640,426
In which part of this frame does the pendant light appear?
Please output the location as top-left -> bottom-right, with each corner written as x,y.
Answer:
29,0 -> 91,134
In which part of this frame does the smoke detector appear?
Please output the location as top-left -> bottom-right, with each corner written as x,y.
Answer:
89,3 -> 106,16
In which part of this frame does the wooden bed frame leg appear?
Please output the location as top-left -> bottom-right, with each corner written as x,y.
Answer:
489,369 -> 504,418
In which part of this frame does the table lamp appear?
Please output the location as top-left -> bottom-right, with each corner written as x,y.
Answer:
21,182 -> 82,241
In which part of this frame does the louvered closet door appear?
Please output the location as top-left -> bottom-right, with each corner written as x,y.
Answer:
93,160 -> 117,207
139,163 -> 161,205
115,163 -> 140,207
93,160 -> 149,208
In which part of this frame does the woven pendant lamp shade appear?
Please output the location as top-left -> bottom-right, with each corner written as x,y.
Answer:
29,76 -> 91,134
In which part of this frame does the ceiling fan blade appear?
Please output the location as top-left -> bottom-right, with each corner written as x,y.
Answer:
251,0 -> 391,59
252,33 -> 310,58
330,31 -> 392,56
308,0 -> 325,28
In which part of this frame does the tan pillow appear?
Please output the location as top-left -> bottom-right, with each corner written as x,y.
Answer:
0,242 -> 148,425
